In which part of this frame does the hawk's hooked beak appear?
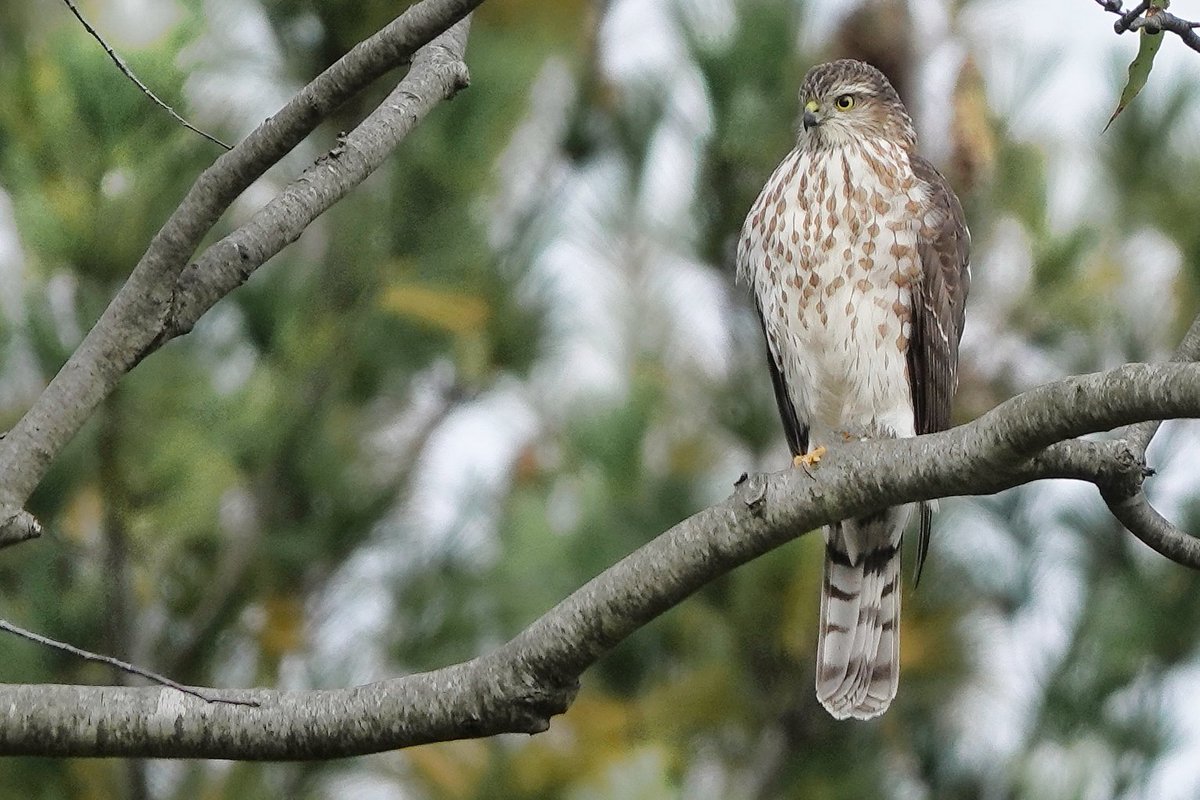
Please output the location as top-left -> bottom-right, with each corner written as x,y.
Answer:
802,100 -> 821,131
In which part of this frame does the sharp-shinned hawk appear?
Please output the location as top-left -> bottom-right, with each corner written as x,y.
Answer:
736,59 -> 971,720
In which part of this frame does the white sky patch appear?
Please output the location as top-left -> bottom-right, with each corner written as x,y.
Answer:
0,191 -> 41,414
797,0 -> 868,54
962,0 -> 1200,231
318,770 -> 413,800
911,40 -> 965,165
1022,736 -> 1118,800
636,65 -> 713,239
1146,663 -> 1200,800
960,216 -> 1065,389
529,219 -> 631,407
0,190 -> 27,324
403,381 -> 540,559
1045,146 -> 1115,239
602,0 -> 691,84
99,0 -> 184,48
938,501 -> 1022,596
183,0 -> 296,137
677,0 -> 739,51
309,380 -> 540,685
650,252 -> 733,379
487,57 -> 576,251
1143,420 -> 1200,527
308,535 -> 404,685
949,481 -> 1090,778
1117,228 -> 1184,357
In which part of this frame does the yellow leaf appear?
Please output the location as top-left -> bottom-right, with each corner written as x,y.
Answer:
380,282 -> 490,336
259,593 -> 304,656
509,689 -> 636,792
951,56 -> 996,193
60,484 -> 102,545
407,740 -> 490,798
640,663 -> 738,735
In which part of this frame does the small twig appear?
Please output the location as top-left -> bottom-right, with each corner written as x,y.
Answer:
1096,0 -> 1200,53
1119,1 -> 1152,33
0,618 -> 259,707
60,0 -> 232,150
1131,11 -> 1200,53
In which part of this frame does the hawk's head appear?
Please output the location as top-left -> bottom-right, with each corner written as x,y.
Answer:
797,59 -> 915,150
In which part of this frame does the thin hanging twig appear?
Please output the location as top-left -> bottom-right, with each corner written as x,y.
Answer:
59,0 -> 232,150
0,618 -> 259,707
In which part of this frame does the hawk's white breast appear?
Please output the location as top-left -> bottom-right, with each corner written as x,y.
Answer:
738,138 -> 928,446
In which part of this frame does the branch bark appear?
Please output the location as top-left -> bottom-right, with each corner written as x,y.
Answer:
0,0 -> 482,545
1,362 -> 1199,758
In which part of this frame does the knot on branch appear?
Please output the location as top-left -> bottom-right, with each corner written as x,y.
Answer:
1104,439 -> 1151,501
0,507 -> 42,550
474,651 -> 581,736
508,677 -> 579,734
734,471 -> 768,514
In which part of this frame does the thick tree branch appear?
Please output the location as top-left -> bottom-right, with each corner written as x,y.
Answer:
1,362 -> 1199,758
0,0 -> 482,543
1124,313 -> 1200,456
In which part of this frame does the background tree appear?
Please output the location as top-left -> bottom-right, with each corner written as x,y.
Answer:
0,0 -> 1199,798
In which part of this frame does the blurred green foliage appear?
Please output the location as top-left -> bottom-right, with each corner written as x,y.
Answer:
0,1 -> 1199,799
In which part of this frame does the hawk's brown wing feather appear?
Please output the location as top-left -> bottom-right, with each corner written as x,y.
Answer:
907,156 -> 971,582
756,300 -> 809,458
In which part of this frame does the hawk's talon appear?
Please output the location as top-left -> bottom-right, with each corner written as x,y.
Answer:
793,445 -> 827,478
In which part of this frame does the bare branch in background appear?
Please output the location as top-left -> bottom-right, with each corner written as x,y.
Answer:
0,619 -> 258,707
160,21 -> 472,342
59,0 -> 231,150
0,0 -> 483,546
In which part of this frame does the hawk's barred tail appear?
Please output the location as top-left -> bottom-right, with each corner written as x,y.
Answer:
815,521 -> 901,720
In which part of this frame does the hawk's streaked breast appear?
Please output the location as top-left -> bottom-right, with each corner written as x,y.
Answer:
737,137 -> 928,442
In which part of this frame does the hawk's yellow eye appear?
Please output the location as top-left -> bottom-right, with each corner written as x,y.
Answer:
835,94 -> 854,111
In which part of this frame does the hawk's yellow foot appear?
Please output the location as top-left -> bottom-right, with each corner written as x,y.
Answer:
793,445 -> 827,469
